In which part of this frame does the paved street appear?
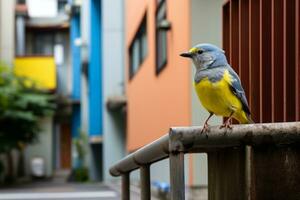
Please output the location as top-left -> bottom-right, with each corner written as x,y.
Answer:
0,180 -> 121,200
0,179 -> 208,200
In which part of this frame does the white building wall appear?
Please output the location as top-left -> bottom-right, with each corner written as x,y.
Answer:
80,0 -> 90,137
102,0 -> 126,181
25,118 -> 53,177
0,0 -> 15,65
80,0 -> 98,180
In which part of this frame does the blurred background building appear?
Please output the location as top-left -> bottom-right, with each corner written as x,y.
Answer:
70,0 -> 126,181
14,0 -> 71,178
0,0 -> 126,183
0,0 -> 223,189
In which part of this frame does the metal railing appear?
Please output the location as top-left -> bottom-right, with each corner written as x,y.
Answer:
110,122 -> 300,200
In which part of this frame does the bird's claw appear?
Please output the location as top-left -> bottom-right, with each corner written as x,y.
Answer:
201,123 -> 209,138
219,121 -> 233,130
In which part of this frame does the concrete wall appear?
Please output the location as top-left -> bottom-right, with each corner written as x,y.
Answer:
0,0 -> 15,65
80,0 -> 91,173
55,32 -> 71,96
102,0 -> 126,180
190,0 -> 223,186
80,0 -> 90,144
25,118 -> 53,177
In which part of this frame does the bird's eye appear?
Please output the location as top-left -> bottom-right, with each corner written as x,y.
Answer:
197,50 -> 203,54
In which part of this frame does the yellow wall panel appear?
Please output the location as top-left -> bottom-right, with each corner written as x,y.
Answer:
14,57 -> 56,90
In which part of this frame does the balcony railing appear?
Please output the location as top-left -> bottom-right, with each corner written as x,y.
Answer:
110,122 -> 300,200
14,56 -> 57,90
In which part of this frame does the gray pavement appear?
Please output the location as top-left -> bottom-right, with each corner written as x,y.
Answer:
0,180 -> 121,200
0,179 -> 207,200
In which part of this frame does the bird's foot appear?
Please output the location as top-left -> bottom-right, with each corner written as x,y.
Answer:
219,120 -> 233,130
201,123 -> 209,138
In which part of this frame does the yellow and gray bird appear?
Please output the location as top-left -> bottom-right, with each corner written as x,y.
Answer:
180,43 -> 253,132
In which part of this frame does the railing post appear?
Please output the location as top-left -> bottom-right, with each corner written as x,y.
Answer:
170,152 -> 185,200
140,165 -> 151,200
207,147 -> 247,200
251,146 -> 300,199
122,173 -> 130,200
109,123 -> 300,200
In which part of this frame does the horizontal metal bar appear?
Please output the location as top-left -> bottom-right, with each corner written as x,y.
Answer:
110,122 -> 300,177
110,135 -> 169,176
170,122 -> 300,152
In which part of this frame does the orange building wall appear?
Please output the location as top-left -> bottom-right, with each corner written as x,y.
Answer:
126,0 -> 191,151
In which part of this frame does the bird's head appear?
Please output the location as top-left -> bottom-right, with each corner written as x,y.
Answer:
180,43 -> 228,70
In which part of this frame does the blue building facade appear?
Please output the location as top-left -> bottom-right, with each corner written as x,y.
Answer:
68,0 -> 125,181
89,0 -> 102,138
70,9 -> 81,140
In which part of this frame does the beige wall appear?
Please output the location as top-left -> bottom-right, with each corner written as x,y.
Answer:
0,0 -> 15,65
126,0 -> 191,151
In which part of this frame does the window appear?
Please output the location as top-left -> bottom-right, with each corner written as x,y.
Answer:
58,0 -> 68,14
156,0 -> 167,74
129,15 -> 147,79
33,33 -> 55,55
17,0 -> 26,4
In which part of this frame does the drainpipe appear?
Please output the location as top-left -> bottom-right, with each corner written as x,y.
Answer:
15,13 -> 26,56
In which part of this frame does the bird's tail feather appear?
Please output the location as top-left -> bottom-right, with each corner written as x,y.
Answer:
246,115 -> 254,124
236,112 -> 254,124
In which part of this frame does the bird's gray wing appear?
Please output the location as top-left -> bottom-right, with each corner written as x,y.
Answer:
227,67 -> 251,115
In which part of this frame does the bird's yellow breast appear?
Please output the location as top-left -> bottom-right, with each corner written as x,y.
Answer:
194,70 -> 242,117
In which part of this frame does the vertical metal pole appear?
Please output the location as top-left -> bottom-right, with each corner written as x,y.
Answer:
140,165 -> 151,200
245,146 -> 252,200
170,152 -> 185,200
122,173 -> 130,200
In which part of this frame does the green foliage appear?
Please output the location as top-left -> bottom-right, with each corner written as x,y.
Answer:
73,131 -> 88,163
74,167 -> 89,182
69,132 -> 89,182
0,160 -> 3,177
0,63 -> 56,153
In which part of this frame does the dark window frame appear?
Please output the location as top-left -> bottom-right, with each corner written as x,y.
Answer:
129,14 -> 148,80
155,0 -> 168,75
58,0 -> 68,13
17,0 -> 26,4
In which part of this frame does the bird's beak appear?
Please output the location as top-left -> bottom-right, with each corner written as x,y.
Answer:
180,52 -> 192,58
